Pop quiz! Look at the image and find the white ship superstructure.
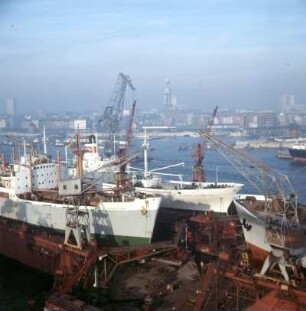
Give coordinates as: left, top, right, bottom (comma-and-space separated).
68, 135, 125, 183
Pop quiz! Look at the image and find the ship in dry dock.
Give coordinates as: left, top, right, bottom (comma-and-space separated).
0, 149, 161, 246
234, 193, 306, 279
202, 129, 306, 281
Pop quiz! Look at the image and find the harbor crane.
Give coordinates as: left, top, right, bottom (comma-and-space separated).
192, 106, 218, 182
199, 130, 299, 226
199, 105, 298, 226
199, 129, 304, 282
115, 100, 137, 192
97, 73, 136, 154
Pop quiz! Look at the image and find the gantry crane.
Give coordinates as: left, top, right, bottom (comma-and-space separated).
98, 73, 136, 154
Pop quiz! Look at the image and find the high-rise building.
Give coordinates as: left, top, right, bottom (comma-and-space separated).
164, 79, 172, 107
281, 94, 295, 112
37, 109, 46, 119
6, 98, 15, 116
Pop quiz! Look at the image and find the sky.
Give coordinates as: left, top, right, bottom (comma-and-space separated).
0, 0, 305, 114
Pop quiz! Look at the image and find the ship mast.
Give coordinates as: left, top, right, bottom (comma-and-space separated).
143, 127, 149, 179
57, 150, 61, 183
1, 154, 5, 172
142, 126, 180, 179
75, 131, 84, 178
29, 152, 32, 193
23, 139, 27, 160
137, 126, 183, 182
43, 125, 47, 155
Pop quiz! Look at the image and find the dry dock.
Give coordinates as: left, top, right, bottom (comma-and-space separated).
1, 209, 306, 310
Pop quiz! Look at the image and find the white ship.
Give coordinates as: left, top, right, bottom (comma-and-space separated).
131, 132, 242, 213
134, 179, 242, 213
234, 193, 306, 255
0, 153, 161, 246
234, 193, 306, 280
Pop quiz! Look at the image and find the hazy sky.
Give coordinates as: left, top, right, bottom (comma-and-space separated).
0, 0, 305, 113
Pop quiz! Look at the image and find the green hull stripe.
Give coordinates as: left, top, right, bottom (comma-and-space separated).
94, 234, 151, 246
0, 217, 151, 247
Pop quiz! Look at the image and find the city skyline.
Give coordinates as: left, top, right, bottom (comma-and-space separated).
0, 0, 305, 113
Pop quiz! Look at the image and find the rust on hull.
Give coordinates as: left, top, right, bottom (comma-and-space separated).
245, 242, 269, 266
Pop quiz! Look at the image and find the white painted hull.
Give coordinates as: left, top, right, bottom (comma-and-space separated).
233, 194, 272, 253
234, 194, 306, 257
135, 182, 243, 213
0, 192, 161, 245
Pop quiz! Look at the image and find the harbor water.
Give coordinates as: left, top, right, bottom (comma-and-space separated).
131, 136, 306, 203
0, 135, 305, 310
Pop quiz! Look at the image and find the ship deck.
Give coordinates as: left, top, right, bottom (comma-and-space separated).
15, 188, 156, 206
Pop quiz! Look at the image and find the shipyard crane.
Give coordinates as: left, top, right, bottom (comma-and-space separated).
124, 100, 136, 159
114, 100, 137, 192
198, 126, 306, 283
97, 73, 136, 154
192, 106, 218, 182
199, 131, 299, 227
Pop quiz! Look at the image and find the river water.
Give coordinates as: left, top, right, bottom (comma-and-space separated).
0, 135, 305, 310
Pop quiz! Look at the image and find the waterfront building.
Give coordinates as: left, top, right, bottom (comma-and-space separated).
257, 111, 278, 128
70, 119, 87, 130
0, 119, 7, 129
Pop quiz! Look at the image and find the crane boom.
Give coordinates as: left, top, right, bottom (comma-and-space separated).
200, 131, 299, 226
200, 132, 294, 195
98, 73, 135, 153
207, 105, 218, 134
126, 100, 136, 153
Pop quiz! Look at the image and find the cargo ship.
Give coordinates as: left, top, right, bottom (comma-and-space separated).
288, 143, 306, 162
0, 153, 161, 246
